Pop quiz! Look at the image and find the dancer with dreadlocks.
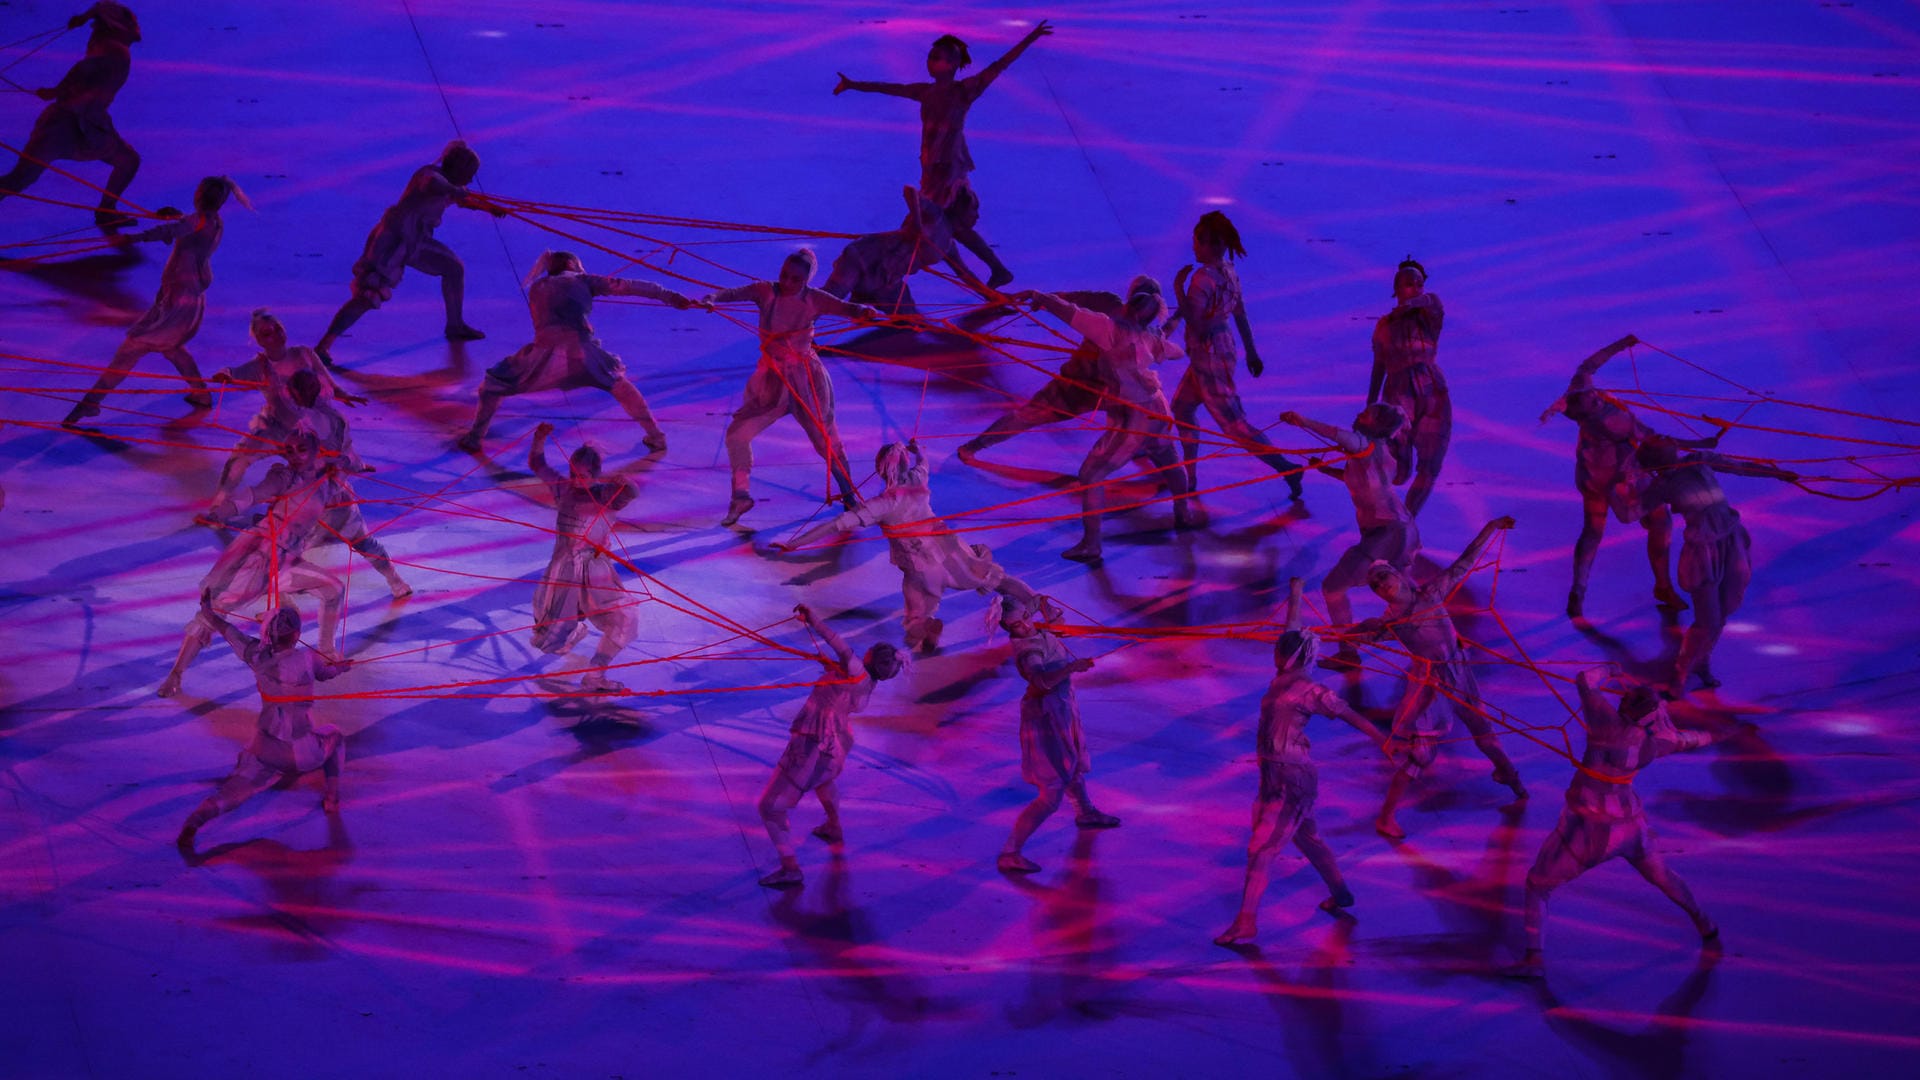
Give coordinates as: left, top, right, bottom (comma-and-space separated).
62, 176, 246, 428
997, 592, 1120, 872
527, 422, 645, 694
777, 439, 1035, 654
1216, 579, 1386, 946
175, 595, 350, 851
203, 311, 363, 522
756, 603, 903, 888
1540, 334, 1726, 618
833, 20, 1053, 289
0, 3, 144, 232
1356, 515, 1526, 839
1019, 279, 1197, 563
703, 248, 881, 526
1509, 666, 1735, 977
1630, 436, 1796, 695
822, 185, 988, 317
1167, 211, 1305, 505
459, 250, 702, 454
316, 140, 496, 367
1277, 403, 1418, 667
1368, 256, 1449, 517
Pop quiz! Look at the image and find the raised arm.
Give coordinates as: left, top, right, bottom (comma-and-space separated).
977, 20, 1054, 87
1436, 515, 1516, 595
1277, 410, 1365, 454
795, 604, 856, 671
832, 73, 926, 99
1543, 334, 1637, 421
528, 422, 563, 487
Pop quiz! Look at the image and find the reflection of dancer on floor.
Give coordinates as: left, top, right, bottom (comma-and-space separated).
1166, 211, 1305, 505
822, 185, 988, 316
160, 435, 348, 698
833, 20, 1052, 289
1019, 280, 1197, 563
1509, 666, 1733, 977
527, 422, 642, 694
176, 596, 350, 850
1217, 579, 1386, 946
1278, 403, 1419, 666
1356, 516, 1526, 838
0, 3, 143, 232
702, 249, 881, 525
316, 140, 497, 366
1629, 437, 1795, 695
779, 439, 1035, 654
62, 176, 246, 427
1367, 257, 1448, 517
1541, 334, 1723, 618
758, 603, 903, 888
998, 593, 1120, 873
204, 311, 364, 521
460, 250, 700, 454
956, 289, 1125, 465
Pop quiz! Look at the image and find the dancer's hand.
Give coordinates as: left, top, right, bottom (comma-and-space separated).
1278, 410, 1303, 426
35, 87, 56, 101
793, 603, 815, 624
68, 13, 90, 28
534, 421, 555, 438
1491, 515, 1517, 530
1030, 19, 1055, 39
857, 305, 884, 323
832, 73, 853, 95
1245, 349, 1265, 378
1070, 657, 1094, 673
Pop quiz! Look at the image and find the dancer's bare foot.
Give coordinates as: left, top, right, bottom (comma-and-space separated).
1497, 768, 1528, 801
388, 580, 415, 601
322, 793, 340, 813
1074, 810, 1121, 829
997, 852, 1040, 874
184, 391, 214, 409
156, 673, 183, 698
1653, 585, 1689, 612
1214, 918, 1258, 947
1178, 499, 1210, 530
758, 865, 803, 889
445, 323, 485, 342
455, 432, 483, 453
61, 400, 102, 429
642, 431, 668, 453
1374, 812, 1406, 839
1502, 950, 1546, 979
1321, 886, 1356, 913
720, 495, 755, 527
1062, 539, 1102, 564
986, 268, 1015, 290
811, 822, 843, 844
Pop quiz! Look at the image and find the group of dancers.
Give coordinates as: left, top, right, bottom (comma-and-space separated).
6, 6, 1799, 975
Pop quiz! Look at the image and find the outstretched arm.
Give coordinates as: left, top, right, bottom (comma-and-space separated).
1318, 688, 1387, 748
832, 73, 925, 99
977, 20, 1054, 87
809, 288, 882, 323
199, 593, 255, 658
702, 283, 764, 306
1436, 515, 1516, 595
1683, 450, 1796, 483
1277, 410, 1365, 454
591, 275, 698, 310
1017, 289, 1078, 325
528, 422, 563, 486
795, 604, 856, 671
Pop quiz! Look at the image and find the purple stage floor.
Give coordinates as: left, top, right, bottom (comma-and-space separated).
3, 2, 1919, 1075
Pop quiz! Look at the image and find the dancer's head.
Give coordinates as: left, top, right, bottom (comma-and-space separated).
1193, 210, 1247, 263
541, 250, 583, 277
88, 3, 142, 45
928, 34, 971, 76
568, 443, 603, 480
1124, 275, 1166, 325
264, 605, 302, 649
1353, 401, 1406, 441
249, 308, 287, 354
874, 442, 917, 486
193, 176, 240, 215
779, 247, 818, 292
1563, 387, 1607, 422
999, 593, 1060, 639
1635, 434, 1682, 470
1620, 684, 1666, 727
1273, 627, 1321, 673
863, 641, 905, 682
1393, 255, 1427, 300
440, 140, 481, 185
289, 368, 323, 408
1366, 560, 1412, 605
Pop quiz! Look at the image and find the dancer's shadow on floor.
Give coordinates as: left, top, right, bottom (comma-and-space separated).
1001, 828, 1131, 1027
1232, 918, 1370, 1079
1526, 952, 1720, 1080
188, 814, 358, 962
4, 248, 148, 316
1370, 803, 1528, 977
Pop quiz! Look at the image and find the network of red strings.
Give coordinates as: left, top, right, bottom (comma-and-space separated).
7, 48, 1919, 780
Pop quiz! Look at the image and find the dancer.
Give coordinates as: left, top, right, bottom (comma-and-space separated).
1367, 256, 1449, 516
175, 596, 350, 850
1277, 404, 1419, 660
459, 250, 701, 454
1541, 334, 1724, 617
757, 603, 903, 888
1216, 579, 1386, 946
1018, 280, 1196, 563
997, 592, 1120, 873
833, 20, 1054, 288
528, 422, 642, 693
1631, 436, 1795, 694
1510, 666, 1732, 976
205, 314, 362, 521
955, 290, 1123, 464
61, 176, 244, 427
1166, 211, 1305, 504
0, 3, 143, 231
702, 249, 881, 526
1359, 515, 1526, 838
159, 434, 349, 698
777, 440, 1035, 654
316, 140, 494, 366
821, 185, 987, 316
